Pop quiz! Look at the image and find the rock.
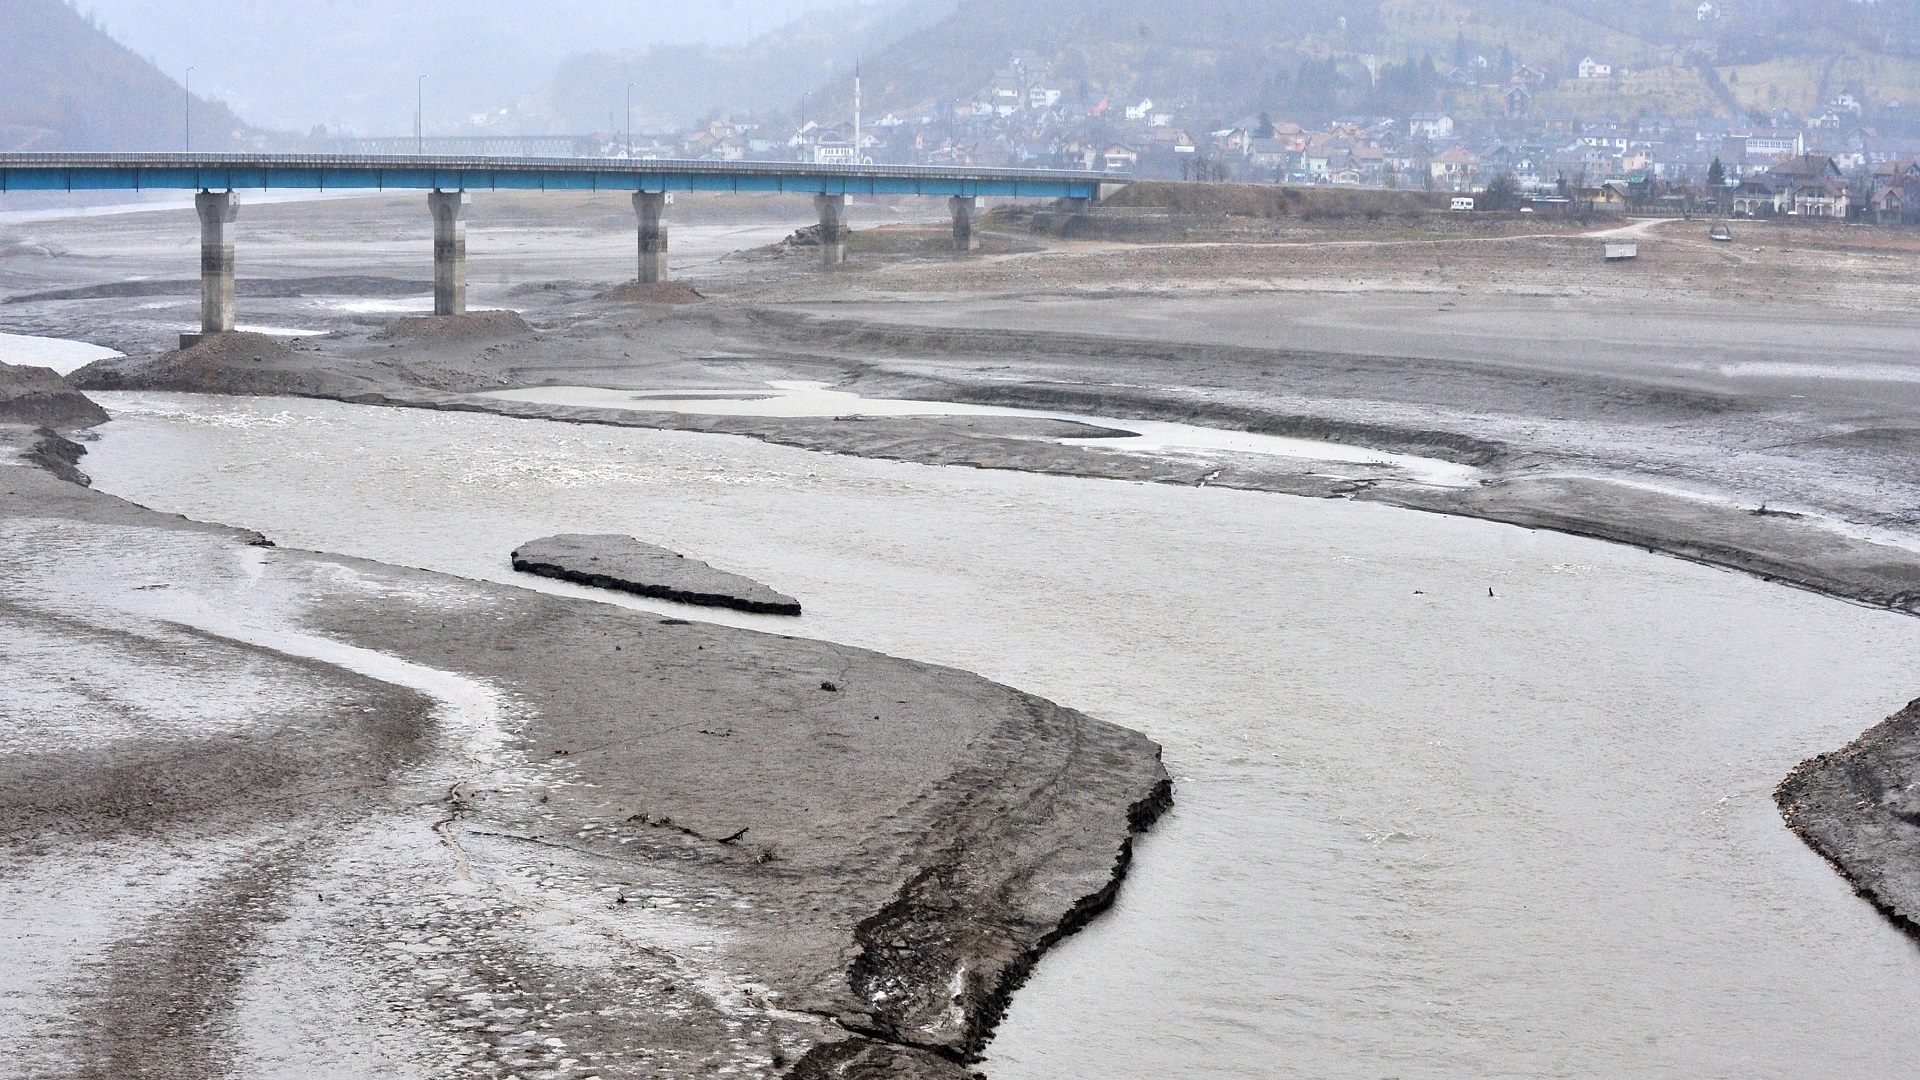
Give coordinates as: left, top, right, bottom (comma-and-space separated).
512, 533, 802, 616
0, 361, 109, 428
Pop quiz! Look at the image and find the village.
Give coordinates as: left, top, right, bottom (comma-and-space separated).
582, 51, 1920, 225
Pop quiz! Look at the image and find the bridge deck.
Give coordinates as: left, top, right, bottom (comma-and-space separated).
0, 153, 1102, 200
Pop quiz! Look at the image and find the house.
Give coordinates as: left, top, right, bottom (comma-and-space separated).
1697, 0, 1719, 18
1505, 86, 1532, 115
1870, 157, 1920, 222
1577, 57, 1612, 80
1787, 178, 1850, 218
1731, 177, 1775, 217
1245, 137, 1294, 172
1124, 98, 1155, 121
1409, 112, 1454, 140
1873, 181, 1917, 223
1029, 84, 1063, 111
1102, 143, 1139, 172
1430, 146, 1479, 190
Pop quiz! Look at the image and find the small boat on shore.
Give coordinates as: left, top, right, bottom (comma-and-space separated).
1710, 222, 1734, 242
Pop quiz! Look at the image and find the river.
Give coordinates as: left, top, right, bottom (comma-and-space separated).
76, 390, 1920, 1079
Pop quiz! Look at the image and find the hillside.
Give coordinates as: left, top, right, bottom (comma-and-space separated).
794, 0, 1920, 126
523, 0, 955, 133
1, 0, 252, 152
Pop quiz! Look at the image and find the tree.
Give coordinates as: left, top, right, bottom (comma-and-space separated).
1480, 171, 1520, 210
1256, 111, 1274, 139
1706, 156, 1725, 188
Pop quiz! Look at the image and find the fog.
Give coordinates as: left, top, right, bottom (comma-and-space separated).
79, 0, 884, 135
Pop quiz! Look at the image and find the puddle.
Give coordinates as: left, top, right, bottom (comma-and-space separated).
481, 381, 1481, 488
319, 297, 435, 315
233, 325, 329, 338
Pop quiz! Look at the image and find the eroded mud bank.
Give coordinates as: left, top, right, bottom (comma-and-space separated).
0, 421, 1169, 1079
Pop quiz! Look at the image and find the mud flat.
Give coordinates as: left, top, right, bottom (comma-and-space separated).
1779, 698, 1920, 936
0, 416, 1169, 1078
512, 532, 803, 615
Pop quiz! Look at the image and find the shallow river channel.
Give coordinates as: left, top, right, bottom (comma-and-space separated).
77, 391, 1920, 1079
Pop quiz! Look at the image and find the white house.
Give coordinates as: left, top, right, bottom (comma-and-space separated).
1408, 112, 1454, 140
1124, 98, 1154, 121
1696, 1, 1719, 19
1578, 56, 1613, 79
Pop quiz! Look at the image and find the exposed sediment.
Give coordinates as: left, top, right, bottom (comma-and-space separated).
1778, 698, 1920, 936
1, 419, 1171, 1078
0, 359, 110, 428
512, 532, 803, 615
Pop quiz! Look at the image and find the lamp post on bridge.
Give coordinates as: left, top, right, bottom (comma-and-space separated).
416, 75, 427, 155
626, 81, 635, 157
185, 66, 194, 153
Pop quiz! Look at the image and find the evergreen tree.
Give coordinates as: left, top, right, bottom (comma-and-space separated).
1707, 156, 1725, 188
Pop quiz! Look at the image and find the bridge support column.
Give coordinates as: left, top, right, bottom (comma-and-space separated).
814, 193, 850, 266
429, 189, 469, 316
949, 195, 983, 252
186, 190, 238, 347
634, 191, 669, 283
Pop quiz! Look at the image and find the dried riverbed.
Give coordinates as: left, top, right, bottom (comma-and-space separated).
75, 390, 1920, 1079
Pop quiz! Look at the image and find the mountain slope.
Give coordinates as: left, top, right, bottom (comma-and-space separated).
525, 0, 956, 133
800, 0, 1920, 124
1, 0, 250, 152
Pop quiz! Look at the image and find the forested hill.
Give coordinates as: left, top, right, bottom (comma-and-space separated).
805, 0, 1920, 125
2, 0, 250, 152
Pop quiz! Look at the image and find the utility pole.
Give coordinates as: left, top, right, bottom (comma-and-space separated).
185, 66, 194, 152
417, 75, 427, 154
626, 81, 635, 157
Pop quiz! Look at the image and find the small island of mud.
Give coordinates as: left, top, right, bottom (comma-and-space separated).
513, 532, 803, 615
1778, 697, 1920, 936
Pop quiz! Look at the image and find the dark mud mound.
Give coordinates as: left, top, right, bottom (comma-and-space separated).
375, 309, 532, 343
69, 332, 327, 395
512, 533, 802, 615
1778, 697, 1920, 936
596, 281, 705, 304
0, 361, 109, 428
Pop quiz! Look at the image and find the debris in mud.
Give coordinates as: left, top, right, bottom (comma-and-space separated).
511, 533, 803, 615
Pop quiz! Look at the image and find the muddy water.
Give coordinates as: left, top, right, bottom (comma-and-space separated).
80, 392, 1920, 1079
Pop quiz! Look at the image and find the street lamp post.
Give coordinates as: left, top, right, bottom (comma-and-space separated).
626, 81, 635, 157
185, 66, 195, 152
416, 75, 427, 154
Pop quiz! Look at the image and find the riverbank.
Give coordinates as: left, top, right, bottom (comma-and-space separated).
70, 388, 1920, 1079
0, 413, 1169, 1078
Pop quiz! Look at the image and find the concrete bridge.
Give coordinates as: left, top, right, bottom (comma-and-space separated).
0, 153, 1107, 343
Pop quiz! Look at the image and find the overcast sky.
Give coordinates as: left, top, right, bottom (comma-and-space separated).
82, 0, 871, 133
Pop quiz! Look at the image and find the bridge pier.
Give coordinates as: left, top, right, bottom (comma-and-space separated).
429, 189, 469, 316
634, 191, 669, 283
949, 196, 983, 252
814, 193, 850, 266
183, 190, 238, 347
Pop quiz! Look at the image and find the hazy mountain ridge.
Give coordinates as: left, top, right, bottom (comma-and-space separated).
2, 0, 250, 152
797, 0, 1920, 125
525, 0, 957, 132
